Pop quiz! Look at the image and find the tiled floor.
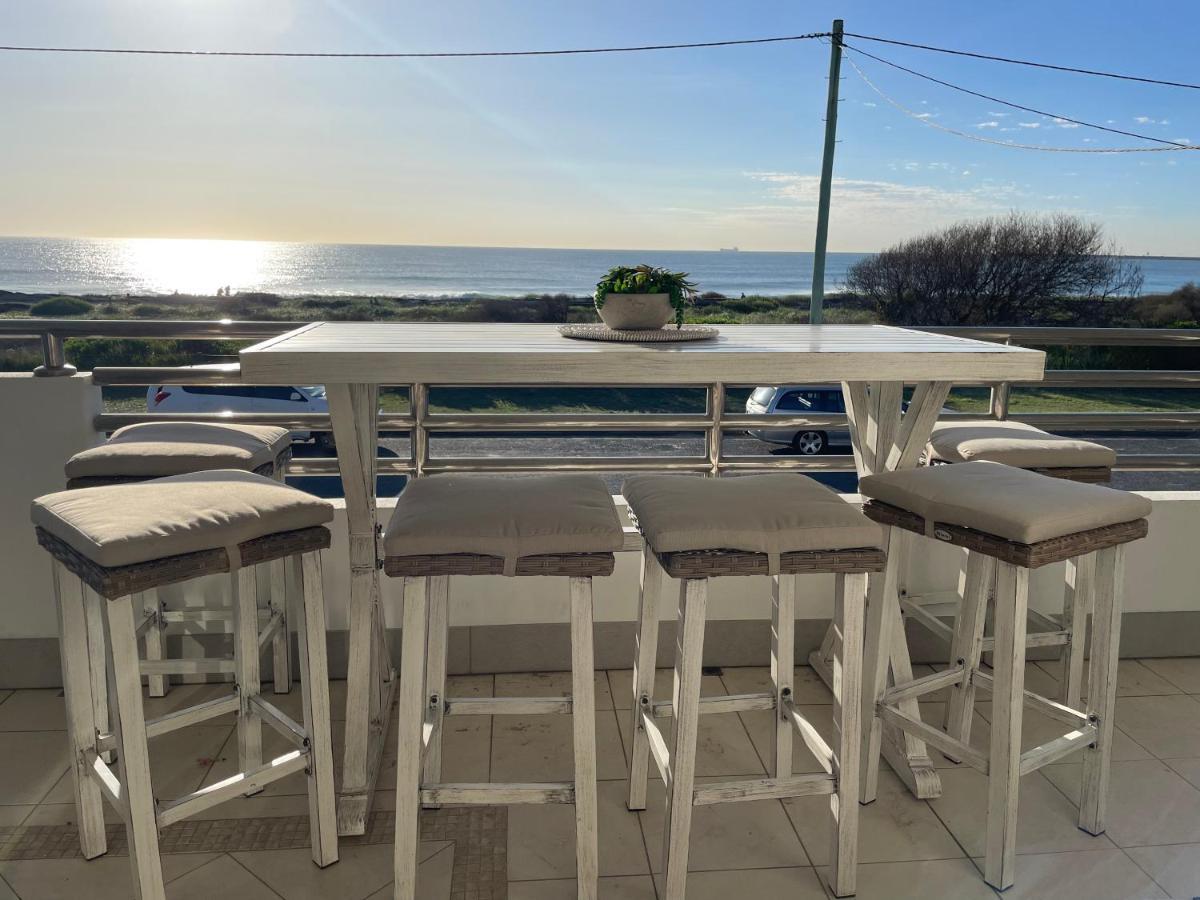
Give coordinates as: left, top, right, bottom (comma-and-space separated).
2, 659, 1200, 898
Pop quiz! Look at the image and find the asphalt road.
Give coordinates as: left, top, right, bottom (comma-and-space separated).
289, 429, 1200, 496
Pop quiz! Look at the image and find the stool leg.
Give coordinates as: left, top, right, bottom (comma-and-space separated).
570, 576, 599, 900
861, 526, 898, 803
662, 577, 707, 899
292, 551, 338, 867
232, 566, 263, 786
1061, 554, 1095, 710
830, 573, 867, 898
984, 562, 1029, 891
944, 553, 993, 752
139, 589, 169, 698
421, 575, 450, 809
628, 545, 664, 811
393, 576, 430, 900
771, 573, 796, 778
53, 563, 107, 860
83, 586, 112, 761
269, 559, 292, 694
106, 593, 166, 900
1080, 546, 1125, 836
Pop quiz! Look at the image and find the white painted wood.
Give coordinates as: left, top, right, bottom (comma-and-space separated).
85, 751, 127, 824
970, 670, 1089, 727
897, 597, 955, 643
653, 692, 776, 718
139, 590, 169, 698
249, 695, 308, 749
859, 526, 893, 803
393, 576, 429, 900
869, 381, 905, 477
882, 663, 967, 706
145, 693, 239, 739
1080, 546, 1125, 836
257, 611, 284, 651
231, 565, 263, 786
944, 552, 994, 749
53, 562, 107, 860
1061, 553, 1095, 709
267, 558, 291, 694
421, 575, 449, 810
240, 323, 1047, 387
984, 562, 1029, 891
448, 696, 574, 716
784, 702, 835, 776
570, 576, 599, 900
840, 381, 872, 473
105, 593, 166, 900
139, 658, 234, 675
662, 578, 708, 900
640, 708, 673, 789
157, 750, 309, 827
420, 783, 575, 805
888, 381, 954, 470
83, 585, 112, 764
291, 552, 338, 866
878, 704, 989, 774
771, 573, 796, 779
1020, 725, 1097, 776
627, 544, 663, 812
692, 775, 835, 805
830, 572, 866, 898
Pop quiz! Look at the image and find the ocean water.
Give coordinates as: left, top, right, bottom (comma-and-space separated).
0, 236, 1197, 299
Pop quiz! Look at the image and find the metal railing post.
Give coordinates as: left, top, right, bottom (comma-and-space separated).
33, 332, 77, 377
707, 383, 725, 476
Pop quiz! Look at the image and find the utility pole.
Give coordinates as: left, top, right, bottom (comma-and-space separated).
810, 18, 843, 325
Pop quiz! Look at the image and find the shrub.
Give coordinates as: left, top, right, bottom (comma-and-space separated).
30, 296, 92, 317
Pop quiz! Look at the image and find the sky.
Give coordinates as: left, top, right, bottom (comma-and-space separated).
1, 1, 1198, 255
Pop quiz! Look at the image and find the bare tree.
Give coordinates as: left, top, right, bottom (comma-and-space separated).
846, 213, 1143, 326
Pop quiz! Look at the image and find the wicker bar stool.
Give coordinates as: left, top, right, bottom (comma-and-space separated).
383, 474, 624, 900
622, 474, 882, 899
65, 422, 294, 700
857, 461, 1150, 890
31, 470, 339, 900
907, 420, 1119, 709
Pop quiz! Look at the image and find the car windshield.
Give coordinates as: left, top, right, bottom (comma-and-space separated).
302, 385, 326, 398
750, 387, 776, 405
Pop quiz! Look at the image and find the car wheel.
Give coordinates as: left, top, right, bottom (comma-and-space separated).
314, 432, 336, 452
793, 430, 827, 455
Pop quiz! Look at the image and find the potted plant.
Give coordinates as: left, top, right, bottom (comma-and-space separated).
594, 265, 698, 330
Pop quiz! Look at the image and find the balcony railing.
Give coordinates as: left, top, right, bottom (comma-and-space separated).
3, 318, 1199, 473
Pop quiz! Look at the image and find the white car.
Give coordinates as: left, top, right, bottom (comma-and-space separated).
147, 383, 331, 447
744, 385, 852, 455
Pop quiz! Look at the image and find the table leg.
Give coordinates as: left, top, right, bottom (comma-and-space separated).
809, 380, 952, 801
328, 383, 397, 837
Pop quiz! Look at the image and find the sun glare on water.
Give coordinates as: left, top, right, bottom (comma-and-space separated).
118, 238, 279, 295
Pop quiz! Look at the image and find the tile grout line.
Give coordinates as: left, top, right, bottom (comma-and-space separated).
608, 670, 660, 900
1116, 845, 1177, 898
225, 851, 289, 899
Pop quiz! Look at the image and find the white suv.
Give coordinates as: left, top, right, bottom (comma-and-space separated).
147, 384, 331, 447
744, 385, 851, 455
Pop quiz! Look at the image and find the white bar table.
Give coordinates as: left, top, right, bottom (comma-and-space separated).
241, 322, 1045, 829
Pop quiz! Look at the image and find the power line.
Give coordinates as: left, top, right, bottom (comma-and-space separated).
843, 42, 1194, 149
846, 55, 1196, 153
844, 31, 1200, 91
0, 32, 829, 59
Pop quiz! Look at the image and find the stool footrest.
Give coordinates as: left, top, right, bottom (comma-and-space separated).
146, 693, 240, 739
249, 695, 308, 749
692, 775, 835, 806
445, 696, 573, 716
878, 705, 990, 774
882, 665, 967, 706
420, 782, 575, 805
157, 749, 310, 827
1021, 725, 1097, 775
140, 657, 234, 676
651, 692, 776, 718
971, 670, 1088, 727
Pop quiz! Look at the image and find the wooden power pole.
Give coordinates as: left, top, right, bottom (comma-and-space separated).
810, 19, 844, 325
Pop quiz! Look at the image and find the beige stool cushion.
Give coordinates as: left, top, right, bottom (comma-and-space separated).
859, 461, 1150, 545
384, 474, 624, 576
32, 470, 333, 568
65, 422, 291, 480
926, 420, 1116, 469
622, 474, 883, 572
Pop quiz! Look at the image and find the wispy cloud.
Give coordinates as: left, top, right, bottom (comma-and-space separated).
1017, 121, 1040, 129
975, 121, 1000, 129
1135, 116, 1170, 125
987, 111, 1010, 117
1052, 118, 1082, 129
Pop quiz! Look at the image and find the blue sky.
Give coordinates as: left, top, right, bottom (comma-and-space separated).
1, 1, 1197, 254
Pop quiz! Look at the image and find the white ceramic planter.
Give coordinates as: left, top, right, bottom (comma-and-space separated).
595, 293, 675, 330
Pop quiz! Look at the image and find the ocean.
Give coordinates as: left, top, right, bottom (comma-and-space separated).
0, 236, 1197, 299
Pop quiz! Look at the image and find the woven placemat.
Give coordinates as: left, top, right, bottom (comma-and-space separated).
558, 324, 719, 342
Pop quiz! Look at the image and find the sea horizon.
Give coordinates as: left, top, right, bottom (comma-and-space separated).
1, 235, 1197, 299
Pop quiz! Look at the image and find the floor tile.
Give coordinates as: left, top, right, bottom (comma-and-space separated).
0, 731, 68, 806
197, 726, 309, 798
492, 709, 627, 782
0, 876, 16, 900
1043, 759, 1200, 847
508, 875, 657, 899
735, 703, 830, 776
497, 671, 614, 711
978, 848, 1167, 899
1164, 757, 1200, 791
0, 854, 222, 900
929, 766, 1114, 857
0, 691, 11, 707
142, 683, 241, 727
167, 854, 281, 900
1140, 658, 1200, 695
652, 866, 826, 899
1115, 694, 1200, 759
974, 701, 1153, 762
0, 690, 66, 732
815, 858, 996, 900
1125, 843, 1200, 899
1035, 659, 1183, 700
784, 770, 963, 866
508, 780, 650, 880
232, 842, 401, 900
638, 779, 809, 873
244, 679, 349, 725
606, 669, 727, 712
0, 806, 33, 827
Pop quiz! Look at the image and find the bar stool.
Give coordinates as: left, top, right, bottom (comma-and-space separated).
622, 474, 881, 899
384, 474, 624, 900
65, 421, 294, 699
31, 469, 339, 900
911, 420, 1119, 708
857, 461, 1150, 890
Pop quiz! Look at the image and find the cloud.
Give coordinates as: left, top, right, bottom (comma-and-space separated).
914, 112, 937, 119
975, 121, 1000, 129
1052, 118, 1082, 129
1135, 116, 1170, 125
1017, 122, 1040, 129
861, 101, 877, 108
987, 111, 1011, 117
744, 172, 1009, 220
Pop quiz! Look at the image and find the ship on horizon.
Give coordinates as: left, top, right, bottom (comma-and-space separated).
718, 246, 739, 252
